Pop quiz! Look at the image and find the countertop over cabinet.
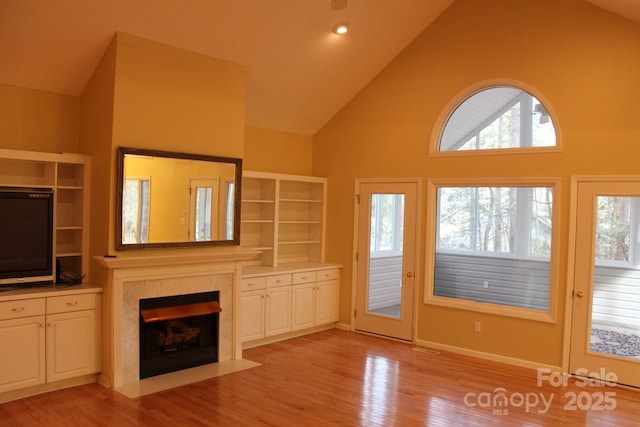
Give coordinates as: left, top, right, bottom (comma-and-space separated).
0, 284, 102, 302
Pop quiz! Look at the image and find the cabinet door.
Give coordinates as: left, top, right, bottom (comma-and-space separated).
46, 310, 98, 382
0, 316, 46, 393
291, 283, 315, 331
265, 286, 291, 336
240, 289, 265, 342
315, 279, 339, 325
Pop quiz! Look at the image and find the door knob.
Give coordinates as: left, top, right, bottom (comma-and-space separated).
405, 272, 413, 278
575, 290, 584, 298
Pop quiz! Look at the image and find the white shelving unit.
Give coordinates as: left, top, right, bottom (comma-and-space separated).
0, 149, 90, 283
239, 171, 340, 348
241, 171, 326, 268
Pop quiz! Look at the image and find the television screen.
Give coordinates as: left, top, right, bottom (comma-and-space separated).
0, 188, 54, 285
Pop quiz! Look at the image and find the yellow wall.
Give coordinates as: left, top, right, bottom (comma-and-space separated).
0, 83, 79, 153
81, 36, 118, 281
107, 32, 246, 253
244, 126, 313, 175
124, 155, 236, 242
313, 0, 640, 366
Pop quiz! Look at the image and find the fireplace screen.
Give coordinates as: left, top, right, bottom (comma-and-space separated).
139, 291, 220, 379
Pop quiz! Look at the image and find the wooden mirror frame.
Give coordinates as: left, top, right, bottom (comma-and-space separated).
116, 146, 242, 250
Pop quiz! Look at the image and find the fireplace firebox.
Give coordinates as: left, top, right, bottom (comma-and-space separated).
139, 291, 220, 379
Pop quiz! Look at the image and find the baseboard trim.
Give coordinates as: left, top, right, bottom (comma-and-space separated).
334, 322, 351, 331
0, 373, 99, 404
241, 323, 336, 349
414, 338, 563, 372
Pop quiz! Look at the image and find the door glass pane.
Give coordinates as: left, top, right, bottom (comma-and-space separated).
367, 193, 404, 318
590, 196, 640, 359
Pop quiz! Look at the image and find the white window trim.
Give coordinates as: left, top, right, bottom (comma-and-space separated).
424, 177, 561, 323
428, 78, 562, 158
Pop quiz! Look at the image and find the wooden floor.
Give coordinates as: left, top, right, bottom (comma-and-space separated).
1, 329, 640, 426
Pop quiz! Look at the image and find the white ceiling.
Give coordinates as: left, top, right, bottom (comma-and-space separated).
1, 0, 639, 136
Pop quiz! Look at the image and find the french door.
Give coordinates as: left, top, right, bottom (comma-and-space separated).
570, 180, 640, 388
354, 180, 419, 341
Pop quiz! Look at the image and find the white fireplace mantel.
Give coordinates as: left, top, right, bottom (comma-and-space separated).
96, 250, 259, 389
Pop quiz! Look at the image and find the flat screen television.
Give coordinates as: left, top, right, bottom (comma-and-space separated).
0, 188, 54, 286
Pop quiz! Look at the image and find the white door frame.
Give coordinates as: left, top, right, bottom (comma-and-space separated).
350, 177, 422, 342
563, 175, 640, 373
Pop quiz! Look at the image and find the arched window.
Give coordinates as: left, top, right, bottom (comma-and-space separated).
438, 86, 556, 152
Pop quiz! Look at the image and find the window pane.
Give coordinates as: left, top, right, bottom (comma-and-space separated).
439, 87, 556, 151
433, 185, 553, 311
530, 187, 553, 256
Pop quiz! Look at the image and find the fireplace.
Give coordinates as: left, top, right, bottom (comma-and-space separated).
97, 251, 259, 389
139, 291, 220, 379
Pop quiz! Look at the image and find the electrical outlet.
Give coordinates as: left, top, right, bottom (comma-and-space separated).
483, 280, 489, 289
474, 321, 481, 332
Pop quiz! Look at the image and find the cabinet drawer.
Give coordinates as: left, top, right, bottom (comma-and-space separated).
292, 271, 317, 284
46, 293, 95, 314
241, 276, 266, 291
0, 298, 45, 320
317, 269, 339, 281
266, 274, 292, 288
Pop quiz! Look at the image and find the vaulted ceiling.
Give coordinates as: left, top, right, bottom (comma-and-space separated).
1, 0, 639, 136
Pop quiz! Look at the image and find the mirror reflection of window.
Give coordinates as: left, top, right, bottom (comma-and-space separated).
123, 178, 150, 243
440, 87, 556, 151
189, 178, 218, 241
225, 181, 235, 240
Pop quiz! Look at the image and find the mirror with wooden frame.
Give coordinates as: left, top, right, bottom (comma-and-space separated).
116, 147, 242, 250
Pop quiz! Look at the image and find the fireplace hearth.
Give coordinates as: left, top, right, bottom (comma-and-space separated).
139, 291, 220, 379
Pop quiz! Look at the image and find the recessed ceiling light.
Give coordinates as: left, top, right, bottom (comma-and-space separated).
333, 23, 349, 35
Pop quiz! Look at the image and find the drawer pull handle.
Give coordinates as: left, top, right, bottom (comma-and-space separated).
11, 307, 25, 312
66, 301, 79, 306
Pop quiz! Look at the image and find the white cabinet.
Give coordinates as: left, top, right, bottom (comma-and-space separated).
0, 315, 46, 393
241, 266, 340, 345
0, 289, 101, 396
239, 289, 266, 342
45, 293, 100, 382
0, 149, 90, 283
315, 276, 339, 325
291, 282, 316, 330
292, 269, 339, 330
241, 171, 326, 268
239, 275, 292, 342
265, 285, 291, 336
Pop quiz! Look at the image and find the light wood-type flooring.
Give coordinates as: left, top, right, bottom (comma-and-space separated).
1, 329, 639, 426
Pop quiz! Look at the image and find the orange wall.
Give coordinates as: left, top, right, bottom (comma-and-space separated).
80, 36, 118, 283
244, 126, 313, 175
313, 0, 640, 366
107, 33, 246, 253
0, 83, 79, 153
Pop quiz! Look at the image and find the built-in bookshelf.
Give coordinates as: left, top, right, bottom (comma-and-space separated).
0, 149, 90, 283
240, 171, 326, 268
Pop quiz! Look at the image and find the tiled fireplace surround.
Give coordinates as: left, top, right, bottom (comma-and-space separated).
98, 251, 258, 392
